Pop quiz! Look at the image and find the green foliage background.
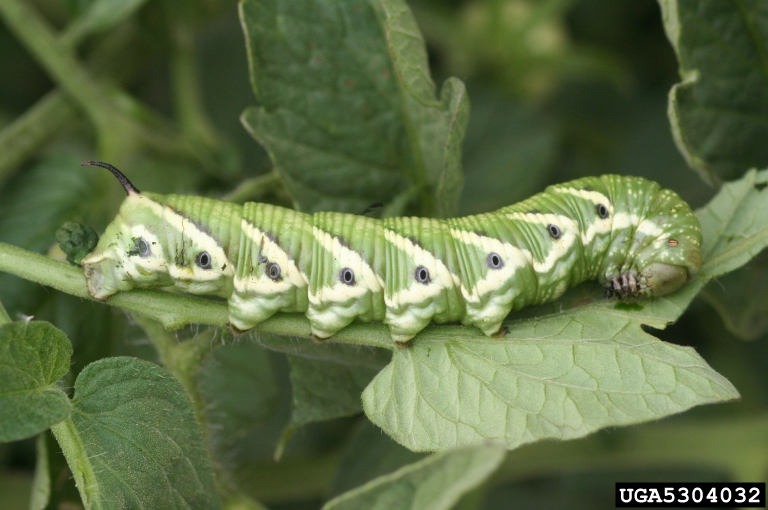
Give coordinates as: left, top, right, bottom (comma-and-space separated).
1, 0, 767, 509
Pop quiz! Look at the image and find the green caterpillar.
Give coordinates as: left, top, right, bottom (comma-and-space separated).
81, 161, 702, 345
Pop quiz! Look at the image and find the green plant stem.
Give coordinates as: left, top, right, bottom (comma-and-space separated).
165, 15, 242, 179
0, 21, 143, 188
237, 415, 768, 505
0, 0, 114, 132
134, 317, 277, 509
221, 172, 283, 203
494, 413, 768, 484
381, 184, 424, 218
0, 91, 79, 185
0, 0, 228, 169
0, 300, 11, 325
168, 17, 218, 147
31, 433, 51, 509
50, 417, 102, 510
0, 241, 393, 349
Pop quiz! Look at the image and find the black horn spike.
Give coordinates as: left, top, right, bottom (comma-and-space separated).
81, 161, 140, 195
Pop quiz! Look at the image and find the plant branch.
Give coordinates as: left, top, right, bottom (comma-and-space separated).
0, 91, 79, 185
0, 0, 234, 171
0, 0, 115, 131
168, 16, 217, 147
50, 418, 100, 509
221, 171, 284, 203
0, 241, 393, 350
0, 21, 146, 188
494, 413, 768, 484
238, 415, 768, 505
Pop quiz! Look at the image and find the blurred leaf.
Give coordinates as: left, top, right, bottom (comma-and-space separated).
332, 419, 424, 496
0, 471, 32, 510
30, 433, 50, 510
696, 168, 768, 278
0, 151, 98, 314
50, 357, 221, 510
492, 412, 768, 488
700, 265, 768, 340
255, 335, 390, 458
0, 92, 79, 187
276, 354, 383, 458
199, 339, 280, 457
459, 86, 558, 215
35, 294, 146, 378
222, 495, 271, 510
0, 151, 97, 249
233, 451, 341, 503
414, 0, 627, 100
322, 445, 504, 510
240, 0, 468, 216
198, 10, 273, 179
661, 0, 768, 183
362, 306, 738, 452
0, 321, 72, 443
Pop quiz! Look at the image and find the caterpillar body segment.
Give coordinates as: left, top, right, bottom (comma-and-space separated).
81, 165, 703, 345
229, 202, 313, 330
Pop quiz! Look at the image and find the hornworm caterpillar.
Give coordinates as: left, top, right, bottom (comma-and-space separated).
81, 161, 702, 345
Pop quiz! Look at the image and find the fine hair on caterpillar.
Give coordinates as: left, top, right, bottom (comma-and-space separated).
81, 161, 703, 346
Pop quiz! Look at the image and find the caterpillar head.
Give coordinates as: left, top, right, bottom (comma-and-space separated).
80, 162, 173, 298
82, 206, 176, 298
81, 162, 234, 299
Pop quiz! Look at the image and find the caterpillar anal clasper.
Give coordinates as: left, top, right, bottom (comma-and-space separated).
81, 162, 703, 345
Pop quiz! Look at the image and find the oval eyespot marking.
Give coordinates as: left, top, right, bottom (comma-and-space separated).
196, 251, 212, 269
667, 239, 679, 246
547, 224, 562, 239
138, 238, 150, 256
487, 252, 503, 269
340, 267, 355, 286
414, 266, 430, 284
596, 203, 609, 219
266, 262, 281, 281
130, 237, 150, 257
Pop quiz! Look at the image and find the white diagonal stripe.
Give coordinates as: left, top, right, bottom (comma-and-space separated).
308, 226, 382, 305
382, 228, 459, 308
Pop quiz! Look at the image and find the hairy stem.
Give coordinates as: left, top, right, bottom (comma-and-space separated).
50, 418, 103, 510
